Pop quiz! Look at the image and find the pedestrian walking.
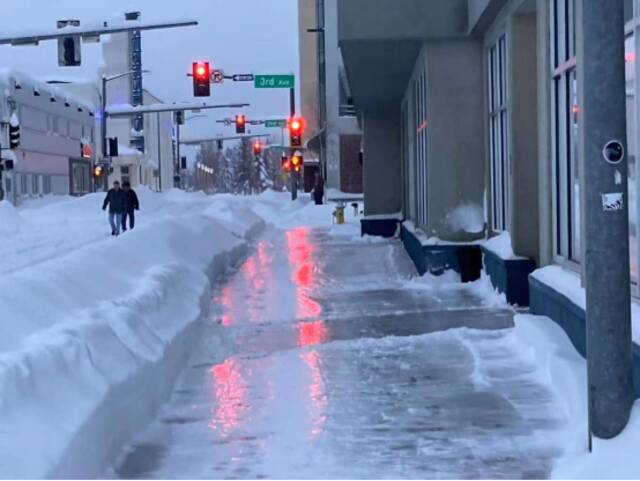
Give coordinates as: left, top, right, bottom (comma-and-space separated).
102, 181, 126, 236
312, 172, 325, 205
121, 181, 140, 232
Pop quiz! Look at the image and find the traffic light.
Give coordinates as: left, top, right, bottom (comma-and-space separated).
291, 152, 303, 173
253, 141, 262, 156
217, 140, 224, 150
281, 155, 291, 173
235, 115, 246, 134
192, 61, 211, 97
9, 116, 20, 149
289, 117, 303, 148
58, 35, 81, 67
175, 110, 185, 125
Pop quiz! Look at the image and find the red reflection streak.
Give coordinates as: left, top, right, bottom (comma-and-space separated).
209, 359, 247, 436
220, 285, 233, 326
297, 321, 328, 347
301, 350, 327, 438
286, 228, 323, 320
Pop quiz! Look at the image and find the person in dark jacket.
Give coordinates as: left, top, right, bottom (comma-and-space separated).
312, 172, 325, 205
102, 181, 126, 236
121, 181, 140, 232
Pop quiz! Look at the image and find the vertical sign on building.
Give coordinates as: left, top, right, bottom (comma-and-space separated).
129, 29, 145, 152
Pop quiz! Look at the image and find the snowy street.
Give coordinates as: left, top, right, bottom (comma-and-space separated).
112, 212, 568, 479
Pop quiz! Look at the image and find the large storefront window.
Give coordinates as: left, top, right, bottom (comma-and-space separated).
551, 0, 580, 263
414, 70, 428, 228
626, 34, 638, 283
488, 34, 509, 232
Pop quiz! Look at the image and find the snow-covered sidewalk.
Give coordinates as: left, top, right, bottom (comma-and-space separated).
0, 188, 297, 478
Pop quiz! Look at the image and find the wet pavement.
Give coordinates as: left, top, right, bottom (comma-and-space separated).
114, 227, 567, 479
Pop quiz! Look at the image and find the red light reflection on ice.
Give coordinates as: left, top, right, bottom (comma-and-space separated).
286, 227, 323, 320
301, 350, 327, 438
297, 320, 328, 347
209, 359, 247, 436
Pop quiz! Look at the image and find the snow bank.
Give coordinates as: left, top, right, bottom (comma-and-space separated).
0, 189, 293, 478
482, 231, 517, 260
514, 314, 640, 479
532, 265, 640, 345
0, 200, 21, 235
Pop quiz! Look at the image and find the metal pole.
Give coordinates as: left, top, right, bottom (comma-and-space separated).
290, 87, 296, 201
176, 122, 181, 188
101, 76, 107, 159
157, 112, 162, 192
580, 0, 634, 439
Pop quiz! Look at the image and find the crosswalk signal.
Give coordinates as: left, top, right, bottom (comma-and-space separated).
289, 117, 303, 148
192, 61, 211, 97
235, 115, 246, 134
9, 116, 20, 149
93, 164, 105, 179
291, 152, 303, 173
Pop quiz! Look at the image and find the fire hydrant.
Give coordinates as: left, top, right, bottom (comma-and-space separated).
333, 205, 345, 225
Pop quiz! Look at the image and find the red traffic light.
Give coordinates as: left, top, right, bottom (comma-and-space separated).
289, 117, 304, 148
253, 141, 262, 155
192, 61, 211, 97
235, 114, 246, 134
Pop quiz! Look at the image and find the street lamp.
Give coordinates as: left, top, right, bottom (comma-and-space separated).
101, 69, 150, 158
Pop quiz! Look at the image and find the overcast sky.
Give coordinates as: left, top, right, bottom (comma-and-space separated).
0, 0, 300, 149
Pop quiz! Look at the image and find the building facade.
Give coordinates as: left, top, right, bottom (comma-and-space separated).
299, 0, 363, 193
338, 0, 640, 405
0, 71, 97, 205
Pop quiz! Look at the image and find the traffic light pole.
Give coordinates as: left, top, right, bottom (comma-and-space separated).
175, 122, 181, 188
290, 87, 297, 201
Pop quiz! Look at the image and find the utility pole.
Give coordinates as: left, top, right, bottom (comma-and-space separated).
175, 121, 181, 188
581, 0, 634, 439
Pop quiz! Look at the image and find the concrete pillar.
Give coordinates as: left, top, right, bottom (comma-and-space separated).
579, 0, 634, 439
361, 105, 401, 216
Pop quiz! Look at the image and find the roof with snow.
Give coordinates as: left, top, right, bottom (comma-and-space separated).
0, 69, 96, 112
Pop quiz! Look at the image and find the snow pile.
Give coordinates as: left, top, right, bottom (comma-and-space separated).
0, 200, 21, 235
0, 188, 294, 478
445, 203, 485, 235
483, 231, 517, 260
514, 314, 640, 479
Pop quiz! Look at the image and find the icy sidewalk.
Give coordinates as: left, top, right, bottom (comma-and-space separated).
114, 223, 568, 479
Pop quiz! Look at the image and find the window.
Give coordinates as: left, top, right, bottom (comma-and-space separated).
20, 174, 27, 195
43, 175, 51, 195
32, 174, 39, 195
414, 69, 428, 228
551, 0, 580, 263
488, 34, 509, 232
628, 28, 639, 284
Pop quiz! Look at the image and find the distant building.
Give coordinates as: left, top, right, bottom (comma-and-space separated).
0, 70, 97, 205
298, 0, 363, 193
100, 33, 174, 191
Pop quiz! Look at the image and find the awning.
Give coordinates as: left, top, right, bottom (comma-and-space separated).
305, 127, 326, 155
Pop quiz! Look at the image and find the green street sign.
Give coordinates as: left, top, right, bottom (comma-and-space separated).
255, 74, 295, 89
265, 119, 287, 128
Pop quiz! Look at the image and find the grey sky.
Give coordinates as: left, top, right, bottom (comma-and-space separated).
0, 0, 300, 146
